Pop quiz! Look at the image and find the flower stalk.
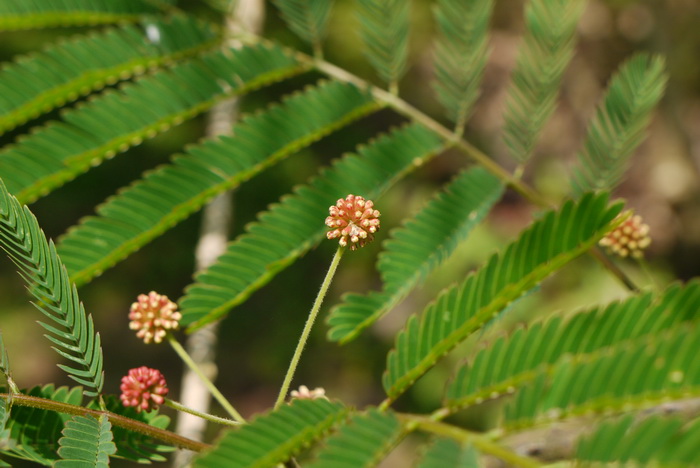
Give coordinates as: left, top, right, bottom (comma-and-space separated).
274, 246, 345, 409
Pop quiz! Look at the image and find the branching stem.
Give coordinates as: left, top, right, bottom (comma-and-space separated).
165, 398, 241, 427
275, 247, 345, 409
168, 333, 246, 423
1, 393, 210, 453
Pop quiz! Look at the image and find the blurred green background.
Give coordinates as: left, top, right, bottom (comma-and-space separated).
0, 0, 699, 465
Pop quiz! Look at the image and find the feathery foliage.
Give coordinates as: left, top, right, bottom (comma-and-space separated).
92, 395, 175, 463
444, 281, 700, 411
416, 438, 479, 468
432, 0, 494, 132
0, 15, 220, 133
57, 80, 378, 285
383, 192, 623, 402
356, 0, 411, 89
571, 53, 668, 195
193, 399, 347, 468
504, 323, 700, 430
502, 0, 585, 164
327, 167, 504, 343
0, 180, 103, 397
1, 385, 83, 465
273, 0, 334, 54
0, 43, 303, 204
55, 414, 116, 468
0, 0, 167, 30
306, 409, 404, 468
180, 123, 444, 330
576, 415, 700, 466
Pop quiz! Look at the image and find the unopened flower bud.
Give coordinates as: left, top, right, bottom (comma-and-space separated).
120, 366, 168, 413
599, 212, 651, 259
290, 385, 327, 401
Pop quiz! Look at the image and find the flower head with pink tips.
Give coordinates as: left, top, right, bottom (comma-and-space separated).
325, 194, 380, 250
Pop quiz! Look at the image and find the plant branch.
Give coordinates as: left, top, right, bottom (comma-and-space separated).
399, 414, 542, 468
0, 393, 210, 453
168, 333, 246, 423
166, 398, 241, 427
275, 247, 345, 409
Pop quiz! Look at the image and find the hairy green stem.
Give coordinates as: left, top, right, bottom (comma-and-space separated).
165, 398, 241, 427
399, 414, 542, 468
0, 393, 210, 452
168, 334, 246, 423
275, 247, 345, 409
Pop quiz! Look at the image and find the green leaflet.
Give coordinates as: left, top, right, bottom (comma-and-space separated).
55, 415, 116, 468
416, 438, 479, 468
0, 0, 165, 30
356, 0, 410, 87
444, 281, 700, 411
273, 0, 334, 50
571, 53, 668, 196
504, 324, 700, 430
1, 385, 83, 465
382, 192, 623, 402
327, 167, 504, 343
193, 399, 347, 468
502, 0, 585, 163
306, 409, 404, 468
91, 395, 175, 463
57, 80, 378, 286
576, 415, 700, 466
432, 0, 494, 131
0, 179, 103, 397
0, 42, 303, 204
179, 123, 445, 331
0, 15, 221, 133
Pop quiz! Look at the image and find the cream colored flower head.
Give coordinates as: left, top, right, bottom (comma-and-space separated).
325, 194, 380, 250
129, 291, 181, 344
599, 212, 651, 259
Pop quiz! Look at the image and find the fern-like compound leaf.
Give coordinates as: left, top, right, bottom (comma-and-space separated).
444, 281, 700, 411
306, 409, 404, 468
432, 0, 494, 131
1, 385, 83, 465
0, 180, 103, 397
504, 323, 700, 430
91, 395, 175, 463
416, 438, 479, 468
57, 80, 377, 286
356, 0, 411, 88
0, 43, 303, 204
576, 415, 700, 466
0, 15, 220, 134
55, 414, 116, 468
273, 0, 334, 51
571, 53, 667, 196
0, 0, 166, 30
179, 123, 445, 331
382, 192, 623, 402
193, 399, 347, 468
327, 167, 503, 343
502, 0, 585, 163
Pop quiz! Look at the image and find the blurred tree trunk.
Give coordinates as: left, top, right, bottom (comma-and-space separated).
173, 1, 265, 466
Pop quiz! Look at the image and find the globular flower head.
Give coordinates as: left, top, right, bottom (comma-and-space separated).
599, 212, 651, 259
325, 194, 380, 250
120, 366, 168, 413
129, 291, 181, 344
290, 385, 327, 401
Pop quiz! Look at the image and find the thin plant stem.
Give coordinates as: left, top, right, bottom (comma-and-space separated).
1, 393, 210, 452
165, 398, 241, 427
168, 333, 246, 423
274, 247, 345, 409
399, 414, 542, 468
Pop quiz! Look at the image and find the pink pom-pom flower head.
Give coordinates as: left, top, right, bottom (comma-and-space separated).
129, 291, 181, 344
120, 366, 169, 413
325, 194, 380, 250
